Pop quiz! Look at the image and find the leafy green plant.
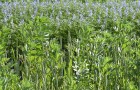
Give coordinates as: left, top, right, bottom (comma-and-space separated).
0, 1, 140, 90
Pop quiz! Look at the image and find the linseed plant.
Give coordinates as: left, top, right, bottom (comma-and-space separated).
0, 0, 140, 90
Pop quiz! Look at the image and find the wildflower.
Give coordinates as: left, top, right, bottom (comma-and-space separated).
34, 7, 38, 16
88, 10, 92, 17
79, 14, 83, 21
132, 13, 136, 19
0, 2, 2, 6
76, 69, 81, 76
122, 1, 127, 7
138, 1, 140, 7
85, 2, 89, 6
19, 19, 24, 26
66, 9, 70, 15
105, 8, 108, 16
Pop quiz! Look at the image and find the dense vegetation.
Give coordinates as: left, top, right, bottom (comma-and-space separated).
0, 0, 140, 90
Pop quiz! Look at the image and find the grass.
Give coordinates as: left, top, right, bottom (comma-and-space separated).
0, 0, 140, 90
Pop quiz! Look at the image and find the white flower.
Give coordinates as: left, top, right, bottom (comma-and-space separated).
118, 47, 121, 52
76, 69, 81, 76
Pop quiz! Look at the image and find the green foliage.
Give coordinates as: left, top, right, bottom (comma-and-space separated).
0, 1, 140, 90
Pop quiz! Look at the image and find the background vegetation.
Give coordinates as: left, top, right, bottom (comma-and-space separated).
0, 0, 140, 90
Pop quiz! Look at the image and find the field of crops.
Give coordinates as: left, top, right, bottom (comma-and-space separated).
0, 0, 140, 90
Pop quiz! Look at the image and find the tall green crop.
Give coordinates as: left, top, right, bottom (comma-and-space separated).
0, 1, 140, 90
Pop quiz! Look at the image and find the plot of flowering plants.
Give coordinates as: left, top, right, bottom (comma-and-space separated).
0, 0, 140, 90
